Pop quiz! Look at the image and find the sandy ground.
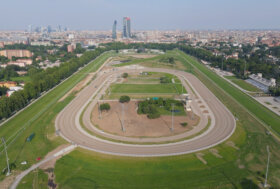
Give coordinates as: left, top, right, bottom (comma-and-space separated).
59, 57, 113, 102
92, 101, 199, 137
0, 172, 19, 189
59, 73, 95, 102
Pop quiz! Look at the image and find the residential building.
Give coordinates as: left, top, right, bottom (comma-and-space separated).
0, 81, 17, 88
0, 50, 32, 59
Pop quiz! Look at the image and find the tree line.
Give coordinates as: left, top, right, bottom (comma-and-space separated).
0, 47, 107, 119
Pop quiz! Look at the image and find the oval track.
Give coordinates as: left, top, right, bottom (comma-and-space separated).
55, 67, 235, 157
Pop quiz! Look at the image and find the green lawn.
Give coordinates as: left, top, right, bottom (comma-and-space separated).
110, 83, 186, 94
224, 76, 261, 92
10, 76, 31, 83
0, 52, 115, 181
125, 72, 181, 84
18, 169, 48, 189
55, 143, 248, 189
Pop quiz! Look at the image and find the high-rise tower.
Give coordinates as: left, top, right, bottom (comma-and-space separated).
112, 20, 117, 39
123, 17, 131, 38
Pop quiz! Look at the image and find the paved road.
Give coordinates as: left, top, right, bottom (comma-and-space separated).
55, 67, 236, 157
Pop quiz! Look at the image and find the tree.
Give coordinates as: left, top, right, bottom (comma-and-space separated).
0, 86, 8, 96
100, 103, 111, 111
119, 96, 130, 103
122, 73, 128, 78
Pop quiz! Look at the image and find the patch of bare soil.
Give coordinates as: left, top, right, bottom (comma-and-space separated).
236, 159, 245, 169
92, 101, 199, 137
196, 153, 207, 164
209, 149, 223, 158
0, 172, 19, 189
226, 141, 240, 150
59, 73, 95, 102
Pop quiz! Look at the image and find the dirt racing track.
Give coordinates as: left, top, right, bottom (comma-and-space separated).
55, 66, 236, 157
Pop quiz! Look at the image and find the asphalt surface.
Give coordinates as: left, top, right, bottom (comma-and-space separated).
55, 67, 236, 157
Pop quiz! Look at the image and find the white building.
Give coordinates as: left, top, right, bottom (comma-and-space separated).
246, 73, 276, 92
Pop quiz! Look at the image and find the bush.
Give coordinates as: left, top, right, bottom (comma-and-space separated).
181, 122, 188, 127
148, 112, 160, 119
122, 73, 128, 78
119, 96, 130, 103
100, 103, 110, 111
160, 77, 171, 83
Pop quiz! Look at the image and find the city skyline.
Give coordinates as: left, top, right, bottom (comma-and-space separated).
0, 0, 279, 31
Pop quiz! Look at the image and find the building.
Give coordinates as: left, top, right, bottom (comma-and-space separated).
0, 81, 17, 88
112, 20, 117, 39
123, 17, 131, 38
246, 73, 276, 92
0, 50, 32, 59
16, 59, 32, 65
67, 44, 76, 53
7, 61, 26, 67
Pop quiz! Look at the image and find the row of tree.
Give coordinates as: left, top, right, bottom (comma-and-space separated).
0, 47, 107, 119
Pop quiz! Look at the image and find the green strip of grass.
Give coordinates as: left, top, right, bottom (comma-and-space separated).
225, 76, 261, 92
110, 83, 186, 94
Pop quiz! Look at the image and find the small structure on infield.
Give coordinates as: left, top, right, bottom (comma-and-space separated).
182, 94, 192, 111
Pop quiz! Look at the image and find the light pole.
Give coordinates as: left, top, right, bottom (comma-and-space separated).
121, 103, 125, 132
171, 103, 174, 132
1, 137, 10, 176
264, 145, 270, 188
244, 61, 247, 77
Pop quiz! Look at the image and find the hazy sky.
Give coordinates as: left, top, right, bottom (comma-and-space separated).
1, 0, 279, 30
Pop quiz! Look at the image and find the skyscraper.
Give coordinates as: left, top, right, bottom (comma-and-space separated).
112, 20, 117, 39
123, 17, 131, 38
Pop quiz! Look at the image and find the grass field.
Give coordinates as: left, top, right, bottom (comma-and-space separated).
124, 72, 181, 84
114, 52, 186, 70
0, 52, 115, 181
10, 76, 31, 83
18, 169, 48, 189
224, 76, 261, 92
110, 83, 186, 94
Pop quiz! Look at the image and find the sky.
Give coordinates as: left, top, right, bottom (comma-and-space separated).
0, 0, 279, 31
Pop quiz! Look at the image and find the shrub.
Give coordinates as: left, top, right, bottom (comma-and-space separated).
181, 122, 188, 127
160, 77, 171, 83
122, 73, 128, 78
100, 103, 110, 111
119, 96, 130, 103
148, 112, 160, 119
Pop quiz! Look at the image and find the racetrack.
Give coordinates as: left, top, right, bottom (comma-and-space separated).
55, 66, 236, 157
